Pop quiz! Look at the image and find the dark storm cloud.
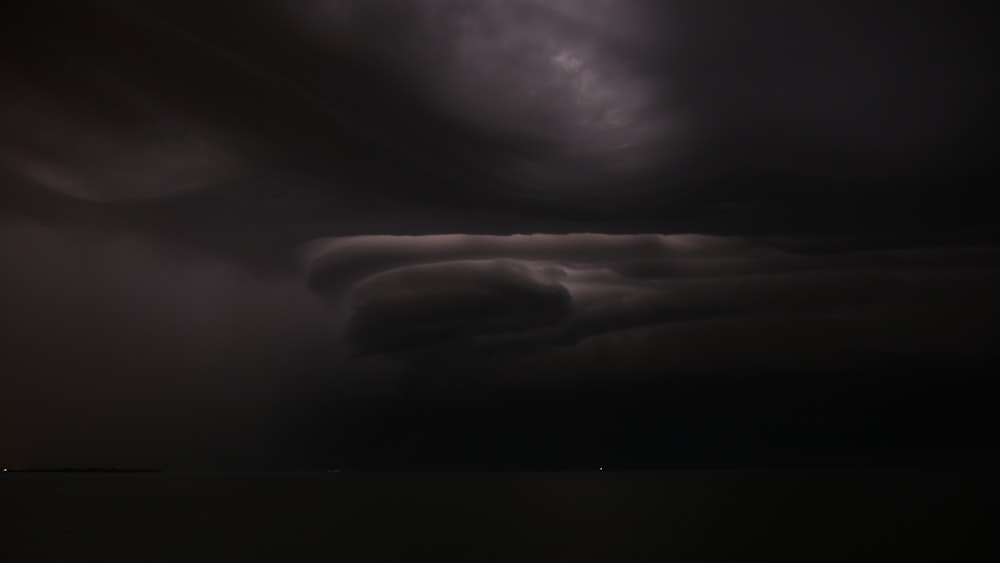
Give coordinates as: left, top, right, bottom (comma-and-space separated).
5, 0, 992, 223
279, 0, 996, 198
0, 82, 240, 202
307, 234, 1000, 364
304, 233, 760, 292
2, 1, 997, 469
347, 259, 572, 355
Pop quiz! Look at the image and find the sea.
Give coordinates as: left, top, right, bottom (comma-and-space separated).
1, 470, 996, 562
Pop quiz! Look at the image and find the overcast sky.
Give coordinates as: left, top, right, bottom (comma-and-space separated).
1, 0, 997, 470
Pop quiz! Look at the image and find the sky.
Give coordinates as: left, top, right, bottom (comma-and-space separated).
1, 0, 997, 470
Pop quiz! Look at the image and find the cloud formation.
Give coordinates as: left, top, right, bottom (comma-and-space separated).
2, 1, 997, 469
347, 259, 571, 355
307, 233, 1000, 368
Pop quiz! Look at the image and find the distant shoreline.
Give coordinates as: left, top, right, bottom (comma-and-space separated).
5, 468, 162, 473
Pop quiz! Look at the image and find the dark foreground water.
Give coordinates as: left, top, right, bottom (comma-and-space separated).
1, 470, 996, 562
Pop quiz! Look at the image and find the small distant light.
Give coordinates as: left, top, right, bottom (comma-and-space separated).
600, 467, 604, 471
2, 468, 7, 472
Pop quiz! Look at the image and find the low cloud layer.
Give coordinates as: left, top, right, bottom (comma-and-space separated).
347, 259, 571, 356
307, 234, 1000, 371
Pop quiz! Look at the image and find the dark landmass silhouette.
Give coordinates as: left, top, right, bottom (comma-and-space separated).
7, 468, 162, 473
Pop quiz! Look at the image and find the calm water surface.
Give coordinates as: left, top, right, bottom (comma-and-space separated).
1, 470, 995, 562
